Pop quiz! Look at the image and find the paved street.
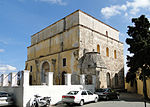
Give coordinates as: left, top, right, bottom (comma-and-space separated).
53, 93, 150, 107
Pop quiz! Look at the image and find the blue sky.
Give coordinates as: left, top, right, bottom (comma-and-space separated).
0, 0, 150, 75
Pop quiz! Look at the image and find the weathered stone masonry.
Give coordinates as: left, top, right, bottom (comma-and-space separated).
25, 10, 124, 89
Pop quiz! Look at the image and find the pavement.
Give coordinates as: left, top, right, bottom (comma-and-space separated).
52, 92, 150, 107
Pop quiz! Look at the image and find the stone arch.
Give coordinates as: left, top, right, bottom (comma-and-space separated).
115, 73, 118, 86
107, 72, 111, 87
40, 60, 51, 84
62, 71, 67, 85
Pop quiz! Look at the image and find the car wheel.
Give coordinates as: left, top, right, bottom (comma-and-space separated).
94, 97, 98, 103
79, 100, 84, 106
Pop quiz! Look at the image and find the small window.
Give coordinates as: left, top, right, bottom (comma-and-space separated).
97, 44, 100, 53
114, 50, 117, 59
63, 58, 66, 66
106, 47, 109, 57
81, 91, 87, 95
106, 31, 108, 36
30, 66, 32, 72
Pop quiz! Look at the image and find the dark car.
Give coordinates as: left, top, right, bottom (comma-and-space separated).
95, 88, 119, 100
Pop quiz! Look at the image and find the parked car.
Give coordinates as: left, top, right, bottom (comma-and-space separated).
62, 90, 98, 106
0, 91, 13, 106
95, 88, 119, 100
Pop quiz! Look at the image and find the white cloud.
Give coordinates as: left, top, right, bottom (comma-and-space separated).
0, 65, 17, 73
101, 0, 150, 18
38, 0, 67, 5
0, 49, 4, 53
101, 5, 127, 19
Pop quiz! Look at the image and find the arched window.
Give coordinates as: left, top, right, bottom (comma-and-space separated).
97, 44, 100, 53
115, 74, 118, 86
107, 73, 111, 87
106, 47, 109, 57
114, 50, 117, 59
62, 71, 66, 85
106, 31, 108, 36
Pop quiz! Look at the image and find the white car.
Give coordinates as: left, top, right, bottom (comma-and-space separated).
62, 90, 98, 106
0, 91, 13, 106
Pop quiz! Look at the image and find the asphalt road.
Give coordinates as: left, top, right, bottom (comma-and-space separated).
52, 93, 150, 107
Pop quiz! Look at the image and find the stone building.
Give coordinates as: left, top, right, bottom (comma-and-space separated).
25, 10, 124, 89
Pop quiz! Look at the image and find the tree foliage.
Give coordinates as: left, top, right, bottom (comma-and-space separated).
126, 15, 150, 99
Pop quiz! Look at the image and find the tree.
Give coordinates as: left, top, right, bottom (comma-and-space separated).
126, 15, 150, 99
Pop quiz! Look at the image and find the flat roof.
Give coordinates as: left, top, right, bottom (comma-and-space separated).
31, 9, 119, 38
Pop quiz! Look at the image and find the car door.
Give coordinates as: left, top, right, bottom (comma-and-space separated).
81, 91, 88, 103
87, 91, 94, 102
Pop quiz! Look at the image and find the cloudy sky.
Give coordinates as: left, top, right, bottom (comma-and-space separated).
0, 0, 150, 75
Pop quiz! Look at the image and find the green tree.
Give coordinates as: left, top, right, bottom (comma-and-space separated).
126, 15, 150, 99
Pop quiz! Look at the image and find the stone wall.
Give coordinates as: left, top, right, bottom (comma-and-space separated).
79, 23, 124, 89
26, 10, 124, 89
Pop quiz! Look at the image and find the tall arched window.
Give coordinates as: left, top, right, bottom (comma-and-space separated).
106, 47, 109, 57
114, 50, 117, 59
97, 44, 100, 53
41, 61, 50, 84
115, 74, 118, 86
107, 73, 111, 87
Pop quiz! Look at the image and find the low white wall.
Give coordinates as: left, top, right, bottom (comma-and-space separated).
0, 71, 95, 107
24, 85, 84, 106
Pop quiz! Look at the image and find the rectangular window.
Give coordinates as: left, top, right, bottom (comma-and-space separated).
63, 58, 66, 66
30, 66, 32, 72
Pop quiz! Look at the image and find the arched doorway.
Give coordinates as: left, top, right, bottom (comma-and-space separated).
115, 73, 118, 86
62, 71, 66, 85
41, 61, 50, 84
107, 73, 111, 87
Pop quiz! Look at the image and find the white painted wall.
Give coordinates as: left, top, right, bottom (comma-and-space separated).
0, 71, 95, 107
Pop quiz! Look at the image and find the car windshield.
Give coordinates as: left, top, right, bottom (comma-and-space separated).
67, 91, 79, 95
0, 92, 10, 97
96, 89, 107, 92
